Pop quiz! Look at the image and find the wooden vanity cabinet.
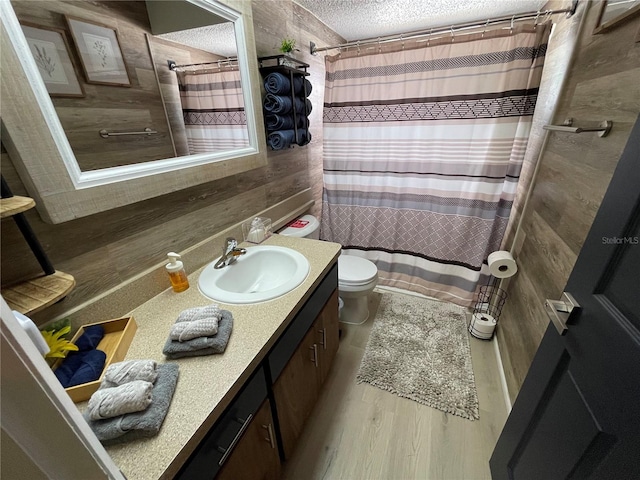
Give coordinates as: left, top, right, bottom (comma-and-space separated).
273, 290, 340, 458
217, 399, 280, 480
176, 368, 269, 480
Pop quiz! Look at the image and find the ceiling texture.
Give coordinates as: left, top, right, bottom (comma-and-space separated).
294, 0, 547, 42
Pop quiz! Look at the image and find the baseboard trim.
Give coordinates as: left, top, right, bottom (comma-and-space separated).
493, 332, 512, 414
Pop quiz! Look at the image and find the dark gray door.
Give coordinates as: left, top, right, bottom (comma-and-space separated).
490, 114, 640, 480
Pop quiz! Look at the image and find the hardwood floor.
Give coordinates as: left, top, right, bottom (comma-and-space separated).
281, 290, 509, 480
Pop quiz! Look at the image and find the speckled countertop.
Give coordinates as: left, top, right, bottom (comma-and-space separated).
87, 234, 341, 480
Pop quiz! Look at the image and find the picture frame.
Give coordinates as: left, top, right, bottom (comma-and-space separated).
65, 16, 131, 86
20, 22, 85, 97
593, 0, 640, 34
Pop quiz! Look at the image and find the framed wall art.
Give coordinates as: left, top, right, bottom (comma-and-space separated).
594, 0, 640, 34
65, 16, 131, 86
20, 23, 84, 97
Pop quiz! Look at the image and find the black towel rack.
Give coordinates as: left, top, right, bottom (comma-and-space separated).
258, 55, 311, 149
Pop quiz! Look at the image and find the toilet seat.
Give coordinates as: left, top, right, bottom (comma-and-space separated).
338, 255, 378, 286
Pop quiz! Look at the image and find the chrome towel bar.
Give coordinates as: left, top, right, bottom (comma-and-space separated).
543, 118, 612, 137
99, 127, 158, 138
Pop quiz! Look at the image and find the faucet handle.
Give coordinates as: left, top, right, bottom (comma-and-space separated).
223, 237, 238, 253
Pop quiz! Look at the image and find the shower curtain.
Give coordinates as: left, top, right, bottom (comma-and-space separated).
177, 68, 249, 154
321, 24, 551, 307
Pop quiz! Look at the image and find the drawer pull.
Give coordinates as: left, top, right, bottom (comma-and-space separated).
262, 423, 276, 449
217, 413, 253, 466
318, 328, 326, 349
310, 344, 318, 367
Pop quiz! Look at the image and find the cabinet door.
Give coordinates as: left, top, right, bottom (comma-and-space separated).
273, 325, 320, 459
217, 399, 281, 480
316, 290, 339, 386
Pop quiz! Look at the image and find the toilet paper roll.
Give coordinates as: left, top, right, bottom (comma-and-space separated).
488, 251, 518, 278
469, 312, 497, 340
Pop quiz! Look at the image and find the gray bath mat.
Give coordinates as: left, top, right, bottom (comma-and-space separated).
357, 291, 480, 420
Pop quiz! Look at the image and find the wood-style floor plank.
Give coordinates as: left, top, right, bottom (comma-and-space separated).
281, 290, 509, 480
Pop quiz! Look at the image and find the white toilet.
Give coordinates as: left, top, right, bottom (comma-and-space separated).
278, 214, 378, 325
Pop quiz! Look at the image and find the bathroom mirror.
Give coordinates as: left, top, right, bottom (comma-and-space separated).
594, 0, 640, 34
0, 0, 267, 223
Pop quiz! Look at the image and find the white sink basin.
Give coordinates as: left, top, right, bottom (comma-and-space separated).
198, 245, 310, 304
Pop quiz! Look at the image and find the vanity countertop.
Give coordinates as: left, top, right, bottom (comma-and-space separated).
93, 234, 341, 480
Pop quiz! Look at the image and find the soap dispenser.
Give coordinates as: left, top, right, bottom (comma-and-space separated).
166, 252, 189, 292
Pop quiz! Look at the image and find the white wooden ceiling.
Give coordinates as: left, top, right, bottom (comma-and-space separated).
294, 0, 547, 41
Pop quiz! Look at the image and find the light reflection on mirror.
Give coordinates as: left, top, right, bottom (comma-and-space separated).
10, 0, 251, 173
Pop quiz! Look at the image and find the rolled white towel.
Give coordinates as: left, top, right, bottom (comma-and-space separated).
176, 304, 221, 323
104, 359, 157, 386
87, 380, 153, 420
170, 317, 218, 342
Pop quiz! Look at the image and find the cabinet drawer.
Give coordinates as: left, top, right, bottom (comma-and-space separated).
267, 262, 338, 381
176, 366, 268, 480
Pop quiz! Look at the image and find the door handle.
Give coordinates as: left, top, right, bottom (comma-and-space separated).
310, 344, 318, 367
544, 292, 580, 335
216, 414, 253, 466
318, 328, 326, 349
262, 423, 276, 449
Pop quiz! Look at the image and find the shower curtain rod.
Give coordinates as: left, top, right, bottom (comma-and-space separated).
168, 57, 238, 71
309, 1, 577, 55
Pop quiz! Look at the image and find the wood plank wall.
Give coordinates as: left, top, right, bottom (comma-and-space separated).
498, 0, 640, 402
1, 0, 344, 326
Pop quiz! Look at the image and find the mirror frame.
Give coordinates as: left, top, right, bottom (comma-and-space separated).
593, 0, 640, 34
0, 0, 267, 223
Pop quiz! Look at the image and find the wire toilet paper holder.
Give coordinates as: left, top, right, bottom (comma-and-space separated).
469, 282, 507, 340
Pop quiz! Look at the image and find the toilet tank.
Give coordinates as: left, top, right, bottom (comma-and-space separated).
278, 214, 320, 239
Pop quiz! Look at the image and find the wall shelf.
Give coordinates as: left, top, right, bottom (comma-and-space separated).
0, 195, 35, 218
1, 176, 75, 315
3, 271, 76, 315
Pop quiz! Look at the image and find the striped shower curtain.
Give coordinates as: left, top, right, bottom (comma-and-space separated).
321, 24, 551, 307
177, 69, 249, 154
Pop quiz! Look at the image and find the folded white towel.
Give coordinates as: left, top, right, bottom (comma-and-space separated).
176, 304, 221, 323
170, 317, 218, 342
87, 380, 153, 420
104, 360, 157, 386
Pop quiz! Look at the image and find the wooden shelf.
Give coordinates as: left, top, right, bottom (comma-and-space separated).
2, 271, 76, 315
0, 195, 35, 218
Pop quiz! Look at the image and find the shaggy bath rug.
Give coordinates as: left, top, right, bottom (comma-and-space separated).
357, 292, 480, 420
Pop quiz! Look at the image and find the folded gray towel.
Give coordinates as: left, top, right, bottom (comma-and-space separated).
84, 363, 179, 445
176, 304, 221, 323
170, 317, 218, 342
87, 380, 153, 420
162, 310, 233, 359
104, 359, 157, 386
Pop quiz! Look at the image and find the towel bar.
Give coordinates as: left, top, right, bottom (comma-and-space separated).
99, 127, 158, 138
543, 118, 612, 137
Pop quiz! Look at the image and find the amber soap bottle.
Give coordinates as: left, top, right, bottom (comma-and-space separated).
166, 252, 189, 292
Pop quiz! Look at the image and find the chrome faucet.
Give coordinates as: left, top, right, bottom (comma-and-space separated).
214, 237, 247, 269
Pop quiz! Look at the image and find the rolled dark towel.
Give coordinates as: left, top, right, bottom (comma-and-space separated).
54, 351, 85, 387
263, 94, 292, 114
66, 349, 107, 387
297, 129, 312, 146
264, 72, 303, 95
75, 325, 105, 351
293, 97, 312, 114
266, 114, 294, 131
301, 78, 312, 96
268, 130, 296, 150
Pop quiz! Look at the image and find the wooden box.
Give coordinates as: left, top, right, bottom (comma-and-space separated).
52, 316, 137, 402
